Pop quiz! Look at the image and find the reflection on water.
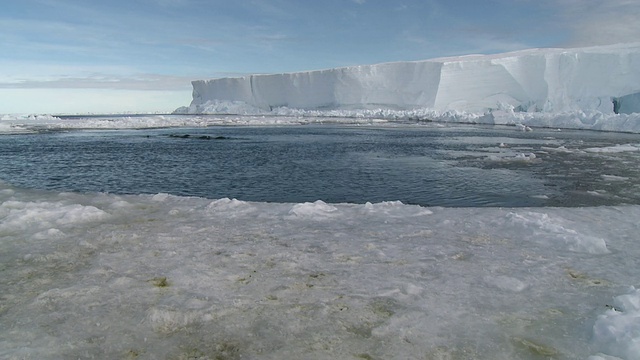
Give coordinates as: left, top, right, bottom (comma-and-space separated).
1, 124, 639, 207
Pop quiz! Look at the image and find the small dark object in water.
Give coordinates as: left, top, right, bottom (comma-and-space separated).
195, 135, 228, 140
169, 134, 190, 139
169, 134, 228, 140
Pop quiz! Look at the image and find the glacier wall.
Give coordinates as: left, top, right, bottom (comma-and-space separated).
189, 43, 640, 114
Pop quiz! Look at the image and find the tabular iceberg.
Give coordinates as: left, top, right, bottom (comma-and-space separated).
186, 43, 640, 115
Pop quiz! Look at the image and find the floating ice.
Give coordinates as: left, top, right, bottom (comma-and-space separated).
486, 151, 538, 163
601, 174, 630, 182
584, 144, 640, 153
516, 123, 533, 132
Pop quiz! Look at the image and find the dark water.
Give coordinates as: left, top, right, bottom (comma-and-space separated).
1, 124, 640, 207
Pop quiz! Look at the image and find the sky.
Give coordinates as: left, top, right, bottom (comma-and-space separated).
1, 0, 640, 114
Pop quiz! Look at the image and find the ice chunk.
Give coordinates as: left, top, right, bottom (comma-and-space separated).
584, 144, 640, 153
505, 211, 609, 254
601, 175, 630, 181
0, 200, 110, 232
287, 200, 338, 219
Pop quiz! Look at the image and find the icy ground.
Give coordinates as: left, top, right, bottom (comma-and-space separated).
1, 113, 639, 359
3, 110, 640, 134
1, 181, 639, 359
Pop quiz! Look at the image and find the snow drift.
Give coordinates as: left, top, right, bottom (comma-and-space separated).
187, 43, 640, 115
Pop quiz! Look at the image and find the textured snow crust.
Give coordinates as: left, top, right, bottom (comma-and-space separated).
2, 183, 640, 359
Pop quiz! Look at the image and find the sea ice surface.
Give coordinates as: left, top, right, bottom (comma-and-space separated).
1, 181, 639, 359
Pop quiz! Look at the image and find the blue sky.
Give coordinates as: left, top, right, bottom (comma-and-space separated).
2, 0, 639, 114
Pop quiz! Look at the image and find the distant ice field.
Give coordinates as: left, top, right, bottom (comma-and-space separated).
1, 118, 640, 207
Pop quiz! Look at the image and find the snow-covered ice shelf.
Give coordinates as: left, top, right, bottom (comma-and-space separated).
185, 43, 640, 116
165, 43, 640, 134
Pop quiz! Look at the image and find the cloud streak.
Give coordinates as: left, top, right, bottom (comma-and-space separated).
0, 74, 194, 91
544, 0, 640, 46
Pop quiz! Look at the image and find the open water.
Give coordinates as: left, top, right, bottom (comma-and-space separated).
1, 123, 640, 207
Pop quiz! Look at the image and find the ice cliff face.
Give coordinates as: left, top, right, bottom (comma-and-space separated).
188, 43, 640, 114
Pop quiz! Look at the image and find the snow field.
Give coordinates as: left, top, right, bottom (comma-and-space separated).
1, 183, 639, 359
3, 111, 640, 134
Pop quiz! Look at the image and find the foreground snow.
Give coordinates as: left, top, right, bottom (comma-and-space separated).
1, 182, 639, 359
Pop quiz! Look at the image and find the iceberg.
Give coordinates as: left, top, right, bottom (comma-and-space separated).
187, 43, 640, 116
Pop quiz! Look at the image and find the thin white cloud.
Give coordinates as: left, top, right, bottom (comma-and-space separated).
395, 0, 639, 60
0, 60, 195, 91
546, 0, 640, 46
0, 88, 191, 114
0, 62, 136, 82
0, 74, 194, 91
147, 0, 190, 7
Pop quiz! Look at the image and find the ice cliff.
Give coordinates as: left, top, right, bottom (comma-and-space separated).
186, 43, 640, 115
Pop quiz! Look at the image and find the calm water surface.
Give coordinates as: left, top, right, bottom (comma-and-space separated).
1, 123, 640, 207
